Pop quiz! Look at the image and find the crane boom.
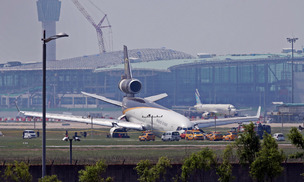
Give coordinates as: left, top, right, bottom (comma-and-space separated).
71, 0, 96, 27
71, 0, 112, 53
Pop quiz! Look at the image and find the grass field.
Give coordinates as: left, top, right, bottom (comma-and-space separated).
0, 123, 303, 165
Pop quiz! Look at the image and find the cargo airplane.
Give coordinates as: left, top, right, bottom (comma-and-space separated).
19, 46, 261, 137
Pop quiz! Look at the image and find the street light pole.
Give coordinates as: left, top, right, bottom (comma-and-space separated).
41, 30, 68, 178
214, 115, 217, 132
42, 31, 46, 178
287, 37, 298, 103
69, 138, 73, 165
211, 112, 217, 132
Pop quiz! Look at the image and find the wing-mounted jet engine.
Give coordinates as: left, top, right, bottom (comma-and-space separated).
118, 45, 142, 97
109, 127, 130, 138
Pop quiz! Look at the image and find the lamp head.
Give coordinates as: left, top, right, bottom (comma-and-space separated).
287, 37, 298, 43
43, 32, 69, 43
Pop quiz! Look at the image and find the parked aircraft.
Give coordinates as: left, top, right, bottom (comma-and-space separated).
19, 46, 261, 137
194, 89, 237, 117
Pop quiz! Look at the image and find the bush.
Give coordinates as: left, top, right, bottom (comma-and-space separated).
78, 160, 113, 182
39, 175, 61, 182
2, 161, 32, 182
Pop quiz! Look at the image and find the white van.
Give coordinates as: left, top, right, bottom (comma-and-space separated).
273, 133, 285, 141
23, 130, 37, 139
161, 131, 181, 141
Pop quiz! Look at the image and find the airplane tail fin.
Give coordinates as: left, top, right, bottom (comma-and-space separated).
195, 89, 202, 104
123, 45, 132, 79
256, 106, 261, 117
118, 46, 142, 96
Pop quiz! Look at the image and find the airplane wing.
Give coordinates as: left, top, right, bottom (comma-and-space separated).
19, 111, 144, 131
144, 93, 168, 102
193, 106, 261, 128
81, 91, 122, 107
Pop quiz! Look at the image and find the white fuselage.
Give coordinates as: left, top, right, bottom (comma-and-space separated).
194, 104, 237, 116
123, 101, 194, 136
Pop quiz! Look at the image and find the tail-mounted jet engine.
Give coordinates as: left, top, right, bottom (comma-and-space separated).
118, 78, 142, 95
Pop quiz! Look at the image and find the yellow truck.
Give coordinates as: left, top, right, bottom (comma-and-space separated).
185, 130, 204, 140
223, 132, 238, 141
138, 132, 155, 141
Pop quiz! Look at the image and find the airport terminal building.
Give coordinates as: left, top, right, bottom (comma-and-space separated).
1, 48, 304, 112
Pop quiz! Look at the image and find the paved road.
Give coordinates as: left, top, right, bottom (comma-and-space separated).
47, 143, 295, 149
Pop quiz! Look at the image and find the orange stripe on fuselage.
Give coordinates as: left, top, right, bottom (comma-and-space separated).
122, 107, 168, 114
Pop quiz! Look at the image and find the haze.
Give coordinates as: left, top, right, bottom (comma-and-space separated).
0, 0, 303, 63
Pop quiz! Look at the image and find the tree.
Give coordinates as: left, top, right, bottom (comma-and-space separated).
234, 122, 261, 165
287, 127, 304, 159
78, 160, 113, 182
2, 161, 32, 182
250, 132, 285, 182
181, 148, 217, 182
135, 156, 172, 182
216, 145, 235, 182
154, 156, 172, 181
39, 175, 61, 182
287, 127, 304, 178
135, 159, 153, 182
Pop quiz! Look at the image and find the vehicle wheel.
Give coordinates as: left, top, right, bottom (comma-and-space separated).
186, 137, 189, 140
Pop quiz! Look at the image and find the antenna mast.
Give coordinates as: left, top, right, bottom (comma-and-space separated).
71, 0, 112, 53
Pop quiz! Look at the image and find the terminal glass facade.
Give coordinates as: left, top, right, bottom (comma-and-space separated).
1, 57, 304, 110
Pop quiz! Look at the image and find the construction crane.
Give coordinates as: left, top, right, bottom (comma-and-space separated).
71, 0, 112, 53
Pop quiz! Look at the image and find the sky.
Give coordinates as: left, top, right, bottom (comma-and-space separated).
0, 0, 304, 63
